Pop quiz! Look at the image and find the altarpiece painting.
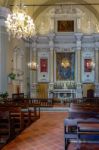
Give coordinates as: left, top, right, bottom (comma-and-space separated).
56, 52, 75, 80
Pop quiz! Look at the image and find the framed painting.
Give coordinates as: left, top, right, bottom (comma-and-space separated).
84, 59, 92, 72
40, 58, 48, 72
56, 52, 75, 80
57, 20, 74, 32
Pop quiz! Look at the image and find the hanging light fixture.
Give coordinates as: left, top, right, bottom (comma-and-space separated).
5, 0, 35, 39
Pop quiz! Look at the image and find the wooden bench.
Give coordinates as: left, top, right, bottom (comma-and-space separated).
69, 103, 99, 119
0, 105, 24, 133
69, 110, 99, 119
64, 118, 80, 150
0, 109, 14, 148
29, 98, 53, 107
0, 100, 40, 126
77, 118, 99, 149
64, 118, 99, 150
0, 101, 40, 148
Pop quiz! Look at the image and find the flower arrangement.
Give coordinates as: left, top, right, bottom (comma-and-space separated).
8, 72, 16, 80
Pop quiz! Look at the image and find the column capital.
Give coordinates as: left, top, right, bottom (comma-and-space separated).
48, 33, 55, 41
75, 33, 83, 50
31, 36, 38, 49
48, 34, 55, 49
75, 33, 83, 40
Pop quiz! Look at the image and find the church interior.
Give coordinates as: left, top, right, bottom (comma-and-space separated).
0, 0, 99, 149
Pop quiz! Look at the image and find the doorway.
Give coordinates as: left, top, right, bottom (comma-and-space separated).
37, 83, 48, 98
82, 83, 95, 98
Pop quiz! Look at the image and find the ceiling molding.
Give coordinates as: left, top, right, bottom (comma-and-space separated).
33, 0, 99, 21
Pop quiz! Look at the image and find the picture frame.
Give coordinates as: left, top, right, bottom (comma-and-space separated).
57, 20, 74, 32
54, 16, 77, 33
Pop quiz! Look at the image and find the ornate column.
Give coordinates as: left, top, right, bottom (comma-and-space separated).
48, 33, 55, 98
75, 33, 83, 98
0, 7, 10, 93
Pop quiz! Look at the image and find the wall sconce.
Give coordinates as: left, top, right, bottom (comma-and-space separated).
28, 61, 37, 70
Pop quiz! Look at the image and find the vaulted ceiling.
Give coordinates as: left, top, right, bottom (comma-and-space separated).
1, 0, 99, 21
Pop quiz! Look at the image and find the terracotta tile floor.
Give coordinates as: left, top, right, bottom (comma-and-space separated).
2, 112, 99, 150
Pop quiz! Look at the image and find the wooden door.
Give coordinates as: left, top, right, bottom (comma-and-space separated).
37, 83, 48, 98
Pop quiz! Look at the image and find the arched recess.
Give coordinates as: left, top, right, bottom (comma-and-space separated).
33, 0, 99, 21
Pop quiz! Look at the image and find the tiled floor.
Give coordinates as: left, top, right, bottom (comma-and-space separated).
2, 112, 99, 150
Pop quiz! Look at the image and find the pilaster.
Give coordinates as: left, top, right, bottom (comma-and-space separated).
0, 7, 10, 93
95, 48, 99, 83
48, 33, 55, 83
75, 33, 83, 98
75, 33, 83, 83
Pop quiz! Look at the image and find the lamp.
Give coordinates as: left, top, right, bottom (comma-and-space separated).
5, 0, 35, 39
27, 38, 37, 71
28, 61, 37, 70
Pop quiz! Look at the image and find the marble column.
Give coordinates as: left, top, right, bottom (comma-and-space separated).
48, 33, 55, 83
31, 37, 37, 97
75, 33, 83, 98
95, 48, 99, 83
0, 7, 10, 93
48, 33, 55, 98
75, 33, 83, 82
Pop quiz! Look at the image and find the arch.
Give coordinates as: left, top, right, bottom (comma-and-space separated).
3, 0, 15, 10
33, 0, 99, 21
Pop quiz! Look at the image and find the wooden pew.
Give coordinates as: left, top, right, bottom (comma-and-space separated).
0, 105, 24, 133
28, 98, 53, 107
0, 109, 13, 148
1, 99, 41, 125
69, 103, 99, 119
64, 118, 99, 150
0, 100, 41, 149
64, 118, 78, 150
9, 106, 24, 133
28, 100, 40, 122
77, 118, 99, 149
0, 98, 41, 127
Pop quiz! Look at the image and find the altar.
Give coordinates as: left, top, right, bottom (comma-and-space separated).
48, 88, 76, 103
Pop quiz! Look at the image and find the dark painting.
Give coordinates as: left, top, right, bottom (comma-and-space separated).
57, 20, 74, 32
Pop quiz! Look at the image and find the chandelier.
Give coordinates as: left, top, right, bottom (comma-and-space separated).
5, 2, 35, 39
